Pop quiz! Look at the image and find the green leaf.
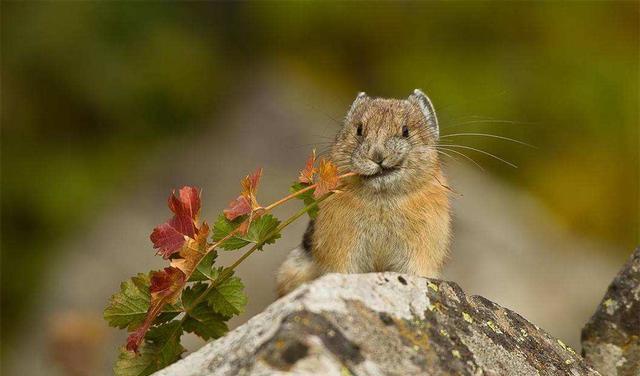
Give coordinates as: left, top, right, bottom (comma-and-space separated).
181, 283, 228, 340
188, 250, 219, 282
104, 273, 181, 330
290, 182, 319, 219
212, 214, 281, 250
207, 277, 248, 317
212, 215, 250, 250
114, 321, 184, 376
245, 214, 281, 249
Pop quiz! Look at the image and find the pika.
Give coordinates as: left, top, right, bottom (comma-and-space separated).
276, 89, 451, 296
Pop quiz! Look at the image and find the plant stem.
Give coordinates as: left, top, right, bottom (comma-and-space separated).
185, 193, 331, 313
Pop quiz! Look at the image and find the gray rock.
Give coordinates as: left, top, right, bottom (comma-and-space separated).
582, 247, 640, 376
155, 273, 598, 376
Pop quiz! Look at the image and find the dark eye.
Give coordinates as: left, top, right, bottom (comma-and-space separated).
402, 125, 409, 138
356, 123, 363, 136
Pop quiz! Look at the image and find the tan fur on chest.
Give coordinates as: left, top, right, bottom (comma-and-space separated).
312, 173, 450, 277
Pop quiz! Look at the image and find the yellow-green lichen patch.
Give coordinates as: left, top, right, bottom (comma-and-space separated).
602, 298, 618, 315
439, 329, 449, 337
486, 321, 503, 334
394, 318, 431, 353
451, 349, 461, 359
427, 282, 439, 292
557, 339, 567, 350
340, 366, 353, 376
462, 312, 473, 324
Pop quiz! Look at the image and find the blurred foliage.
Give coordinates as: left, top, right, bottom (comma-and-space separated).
1, 1, 637, 349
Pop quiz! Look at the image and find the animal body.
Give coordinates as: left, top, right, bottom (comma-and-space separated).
276, 89, 451, 297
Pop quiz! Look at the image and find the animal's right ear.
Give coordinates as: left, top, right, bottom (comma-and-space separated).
346, 92, 368, 120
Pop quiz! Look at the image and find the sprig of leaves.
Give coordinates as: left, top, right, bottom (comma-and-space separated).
104, 151, 354, 375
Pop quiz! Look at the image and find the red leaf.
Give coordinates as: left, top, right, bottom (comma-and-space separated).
126, 329, 145, 353
151, 187, 201, 258
314, 159, 339, 198
223, 195, 251, 221
150, 267, 185, 302
126, 267, 186, 353
298, 150, 317, 184
150, 222, 186, 259
169, 186, 201, 221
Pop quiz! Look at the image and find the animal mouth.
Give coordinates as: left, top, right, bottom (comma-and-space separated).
361, 166, 399, 180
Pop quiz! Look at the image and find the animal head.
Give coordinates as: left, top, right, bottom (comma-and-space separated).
331, 89, 441, 192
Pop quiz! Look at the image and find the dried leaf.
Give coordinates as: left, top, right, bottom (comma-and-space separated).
170, 223, 209, 276
298, 149, 317, 184
241, 168, 262, 203
314, 158, 339, 198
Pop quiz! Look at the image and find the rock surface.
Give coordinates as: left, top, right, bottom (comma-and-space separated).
582, 247, 640, 376
155, 273, 598, 376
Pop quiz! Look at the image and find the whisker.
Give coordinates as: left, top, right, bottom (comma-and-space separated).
440, 133, 536, 148
434, 149, 460, 164
435, 146, 485, 172
445, 119, 535, 127
436, 144, 518, 168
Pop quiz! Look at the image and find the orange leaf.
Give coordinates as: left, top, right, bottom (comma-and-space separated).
171, 223, 210, 276
298, 149, 317, 184
314, 159, 339, 198
241, 168, 262, 208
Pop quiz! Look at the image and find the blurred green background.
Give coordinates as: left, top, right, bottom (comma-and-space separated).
1, 0, 638, 367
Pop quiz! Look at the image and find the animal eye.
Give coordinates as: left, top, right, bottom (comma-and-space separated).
402, 125, 409, 138
356, 123, 363, 136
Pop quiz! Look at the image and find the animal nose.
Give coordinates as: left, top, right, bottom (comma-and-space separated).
371, 149, 384, 165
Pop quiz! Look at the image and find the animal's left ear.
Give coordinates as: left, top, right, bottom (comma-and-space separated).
409, 89, 439, 139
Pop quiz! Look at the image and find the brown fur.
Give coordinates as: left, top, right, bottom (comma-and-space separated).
276, 90, 451, 297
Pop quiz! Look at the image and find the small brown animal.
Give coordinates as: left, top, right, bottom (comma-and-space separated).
276, 90, 451, 296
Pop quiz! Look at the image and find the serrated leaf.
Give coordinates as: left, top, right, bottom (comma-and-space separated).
290, 182, 319, 219
245, 214, 281, 248
114, 321, 184, 376
188, 250, 219, 282
212, 215, 250, 250
182, 303, 228, 340
104, 273, 181, 330
207, 277, 248, 317
181, 283, 229, 340
212, 214, 281, 250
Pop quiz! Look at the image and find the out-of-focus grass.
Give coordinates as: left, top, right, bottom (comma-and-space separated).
1, 1, 637, 348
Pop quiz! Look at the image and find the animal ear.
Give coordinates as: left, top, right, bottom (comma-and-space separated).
346, 91, 368, 120
409, 89, 439, 139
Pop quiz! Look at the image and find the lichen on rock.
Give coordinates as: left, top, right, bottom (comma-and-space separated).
154, 272, 599, 376
582, 247, 640, 376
